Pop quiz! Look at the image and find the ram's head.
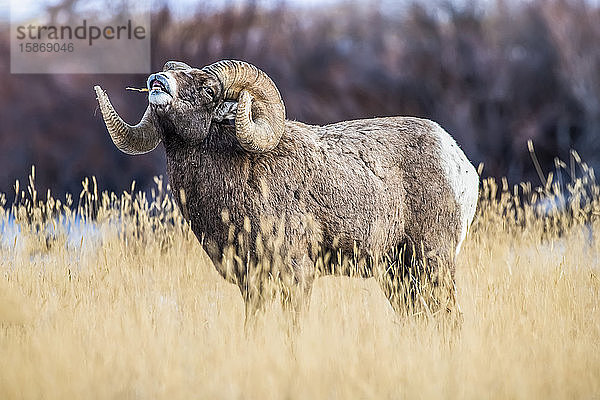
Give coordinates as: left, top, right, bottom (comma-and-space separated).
94, 60, 286, 153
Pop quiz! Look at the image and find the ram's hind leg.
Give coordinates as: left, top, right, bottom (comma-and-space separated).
422, 250, 461, 316
375, 248, 419, 317
423, 251, 464, 332
376, 244, 461, 321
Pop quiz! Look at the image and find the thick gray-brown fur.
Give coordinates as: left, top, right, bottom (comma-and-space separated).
97, 60, 480, 321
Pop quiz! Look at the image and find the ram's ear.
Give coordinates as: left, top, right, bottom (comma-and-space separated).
213, 101, 238, 122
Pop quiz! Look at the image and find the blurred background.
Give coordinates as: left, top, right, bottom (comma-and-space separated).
1, 0, 600, 199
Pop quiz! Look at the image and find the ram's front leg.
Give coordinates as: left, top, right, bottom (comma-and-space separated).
281, 254, 315, 330
239, 279, 266, 333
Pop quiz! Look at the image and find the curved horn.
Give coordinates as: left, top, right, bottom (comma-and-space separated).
94, 86, 161, 155
202, 60, 285, 153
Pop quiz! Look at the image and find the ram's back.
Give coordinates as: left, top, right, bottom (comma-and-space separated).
283, 116, 477, 259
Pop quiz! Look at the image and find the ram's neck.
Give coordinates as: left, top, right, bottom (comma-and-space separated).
162, 124, 251, 253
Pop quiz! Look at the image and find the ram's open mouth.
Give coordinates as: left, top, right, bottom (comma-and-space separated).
150, 79, 167, 92
147, 73, 172, 98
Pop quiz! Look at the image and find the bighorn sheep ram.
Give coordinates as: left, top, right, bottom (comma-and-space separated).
94, 60, 479, 320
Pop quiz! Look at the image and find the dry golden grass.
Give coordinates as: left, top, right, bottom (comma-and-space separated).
1, 166, 599, 399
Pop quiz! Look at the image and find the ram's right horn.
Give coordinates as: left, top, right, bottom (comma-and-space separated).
202, 60, 285, 153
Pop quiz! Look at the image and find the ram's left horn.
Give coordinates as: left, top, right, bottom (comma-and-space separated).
94, 85, 161, 155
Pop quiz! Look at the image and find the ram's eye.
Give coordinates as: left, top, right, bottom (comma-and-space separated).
204, 87, 214, 98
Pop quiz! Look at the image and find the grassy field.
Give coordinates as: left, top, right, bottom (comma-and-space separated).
1, 168, 599, 399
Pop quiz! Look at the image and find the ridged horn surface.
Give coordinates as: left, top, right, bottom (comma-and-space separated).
202, 60, 285, 153
163, 61, 192, 71
94, 85, 161, 155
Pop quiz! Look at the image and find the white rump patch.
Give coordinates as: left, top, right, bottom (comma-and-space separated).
433, 123, 479, 256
